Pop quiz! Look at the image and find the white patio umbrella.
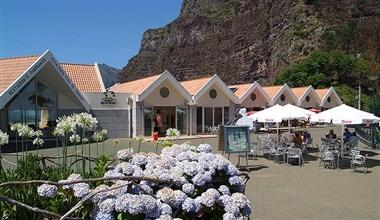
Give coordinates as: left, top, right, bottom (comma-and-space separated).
310, 104, 380, 150
248, 104, 284, 123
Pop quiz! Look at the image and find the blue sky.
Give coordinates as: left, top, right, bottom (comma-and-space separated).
0, 0, 182, 68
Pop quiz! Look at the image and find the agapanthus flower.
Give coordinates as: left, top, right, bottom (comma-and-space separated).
70, 134, 81, 144
0, 131, 9, 146
32, 137, 44, 146
182, 183, 194, 195
218, 185, 231, 195
196, 143, 212, 153
37, 184, 58, 197
74, 112, 98, 129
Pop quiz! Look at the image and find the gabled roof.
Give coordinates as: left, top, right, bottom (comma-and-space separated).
230, 82, 271, 104
0, 50, 90, 111
0, 55, 40, 94
60, 63, 105, 93
110, 70, 192, 102
263, 84, 298, 105
316, 87, 343, 106
315, 88, 330, 100
262, 85, 283, 98
110, 74, 160, 95
180, 76, 212, 96
181, 75, 239, 103
292, 85, 321, 106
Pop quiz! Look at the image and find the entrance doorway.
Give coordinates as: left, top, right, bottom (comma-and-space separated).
143, 106, 187, 136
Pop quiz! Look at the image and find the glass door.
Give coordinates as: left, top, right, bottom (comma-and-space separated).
214, 107, 223, 127
196, 107, 203, 133
143, 107, 153, 136
176, 106, 187, 135
204, 107, 213, 133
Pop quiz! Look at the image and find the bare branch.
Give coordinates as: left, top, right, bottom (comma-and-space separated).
0, 195, 82, 220
0, 175, 174, 188
60, 182, 130, 220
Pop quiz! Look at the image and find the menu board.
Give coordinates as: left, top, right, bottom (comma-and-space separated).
223, 126, 250, 153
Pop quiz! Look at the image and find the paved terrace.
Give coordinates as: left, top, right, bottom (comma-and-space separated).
2, 127, 380, 219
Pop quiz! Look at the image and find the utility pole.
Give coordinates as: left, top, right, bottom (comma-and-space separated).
357, 54, 361, 110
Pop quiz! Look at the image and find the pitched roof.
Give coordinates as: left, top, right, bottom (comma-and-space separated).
60, 63, 104, 92
291, 87, 309, 98
262, 85, 283, 98
315, 88, 329, 99
110, 74, 160, 94
229, 83, 251, 98
0, 55, 40, 94
180, 77, 212, 95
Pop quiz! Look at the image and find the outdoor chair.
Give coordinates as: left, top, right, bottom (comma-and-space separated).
319, 150, 336, 169
351, 154, 368, 174
287, 148, 303, 167
271, 147, 286, 164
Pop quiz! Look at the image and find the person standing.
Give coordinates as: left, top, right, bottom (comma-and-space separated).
153, 109, 164, 137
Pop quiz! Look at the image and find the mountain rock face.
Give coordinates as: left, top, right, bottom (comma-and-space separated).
120, 0, 380, 85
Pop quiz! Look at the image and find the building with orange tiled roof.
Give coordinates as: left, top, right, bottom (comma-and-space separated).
291, 85, 321, 108
180, 74, 239, 134
315, 87, 343, 109
229, 82, 271, 111
262, 84, 298, 106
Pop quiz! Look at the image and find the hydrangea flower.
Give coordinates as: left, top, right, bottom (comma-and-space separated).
98, 198, 115, 213
104, 169, 124, 182
218, 185, 231, 195
116, 149, 133, 161
92, 185, 111, 203
73, 183, 90, 198
182, 183, 195, 195
115, 162, 134, 175
196, 143, 212, 153
159, 202, 172, 215
37, 184, 58, 197
229, 176, 243, 186
172, 190, 187, 208
182, 198, 195, 212
93, 211, 114, 220
156, 187, 174, 204
59, 173, 82, 190
131, 153, 148, 166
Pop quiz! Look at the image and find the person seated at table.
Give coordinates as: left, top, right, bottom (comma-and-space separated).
326, 129, 337, 139
348, 132, 359, 146
293, 132, 303, 148
343, 128, 352, 143
302, 131, 311, 143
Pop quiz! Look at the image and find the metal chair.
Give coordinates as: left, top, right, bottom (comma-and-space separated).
351, 153, 368, 174
287, 148, 303, 166
319, 150, 336, 169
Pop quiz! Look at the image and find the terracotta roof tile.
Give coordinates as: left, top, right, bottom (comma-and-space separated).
60, 63, 103, 92
291, 87, 309, 98
0, 55, 40, 94
262, 85, 283, 98
229, 83, 252, 98
110, 74, 160, 94
315, 88, 329, 99
180, 77, 212, 95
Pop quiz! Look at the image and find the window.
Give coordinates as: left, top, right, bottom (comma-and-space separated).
176, 106, 187, 135
143, 107, 153, 136
160, 87, 169, 98
204, 108, 213, 132
280, 94, 286, 101
214, 108, 223, 127
250, 93, 256, 101
224, 107, 229, 124
327, 97, 331, 103
305, 95, 310, 102
196, 107, 203, 133
209, 89, 217, 99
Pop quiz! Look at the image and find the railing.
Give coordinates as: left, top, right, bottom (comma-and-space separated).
355, 125, 380, 148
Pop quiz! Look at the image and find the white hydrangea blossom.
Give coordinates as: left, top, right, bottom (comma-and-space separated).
37, 184, 58, 197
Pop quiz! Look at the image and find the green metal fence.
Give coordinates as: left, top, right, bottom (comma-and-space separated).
355, 124, 380, 148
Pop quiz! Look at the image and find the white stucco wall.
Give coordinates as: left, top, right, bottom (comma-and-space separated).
241, 88, 268, 108
196, 85, 231, 107
143, 80, 187, 107
273, 90, 297, 105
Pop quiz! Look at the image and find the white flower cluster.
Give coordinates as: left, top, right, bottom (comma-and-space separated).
166, 128, 180, 138
38, 143, 252, 219
10, 123, 44, 147
0, 130, 9, 146
93, 129, 107, 142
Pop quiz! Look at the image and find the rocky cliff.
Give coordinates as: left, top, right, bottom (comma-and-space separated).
120, 0, 380, 85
